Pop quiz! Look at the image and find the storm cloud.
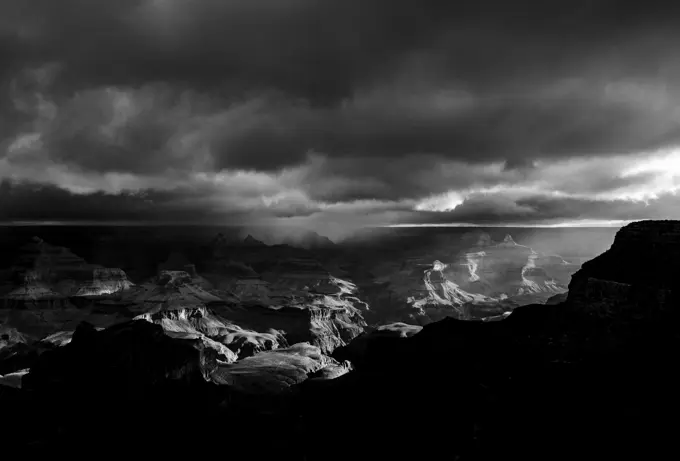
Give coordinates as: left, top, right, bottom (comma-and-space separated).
2, 0, 680, 233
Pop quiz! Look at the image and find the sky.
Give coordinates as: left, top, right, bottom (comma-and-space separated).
1, 0, 680, 239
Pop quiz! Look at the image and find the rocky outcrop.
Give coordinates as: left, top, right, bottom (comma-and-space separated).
1, 238, 137, 305
332, 322, 423, 367
211, 342, 336, 394
546, 292, 568, 305
23, 320, 220, 393
73, 268, 134, 296
0, 340, 57, 376
0, 369, 28, 389
211, 302, 366, 355
445, 234, 575, 302
121, 270, 228, 314
2, 320, 228, 452
242, 234, 267, 247
134, 305, 279, 361
566, 220, 680, 344
0, 324, 29, 351
411, 260, 494, 312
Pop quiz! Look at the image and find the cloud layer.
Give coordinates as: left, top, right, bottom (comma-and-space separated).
2, 0, 680, 236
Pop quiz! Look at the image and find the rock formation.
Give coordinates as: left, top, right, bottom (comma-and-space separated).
1, 238, 137, 306
0, 369, 28, 389
305, 221, 680, 459
0, 324, 29, 351
73, 268, 134, 296
122, 270, 226, 313
242, 234, 267, 247
446, 233, 576, 302
134, 305, 279, 361
1, 270, 65, 308
23, 320, 220, 392
211, 342, 338, 394
3, 220, 680, 459
210, 302, 366, 355
566, 220, 680, 345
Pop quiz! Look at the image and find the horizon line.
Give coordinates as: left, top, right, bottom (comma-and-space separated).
383, 219, 634, 228
0, 219, 635, 228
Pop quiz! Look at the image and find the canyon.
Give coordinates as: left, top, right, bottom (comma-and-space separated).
3, 222, 669, 458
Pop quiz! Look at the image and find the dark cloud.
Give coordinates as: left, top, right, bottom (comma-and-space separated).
3, 0, 680, 225
0, 178, 263, 223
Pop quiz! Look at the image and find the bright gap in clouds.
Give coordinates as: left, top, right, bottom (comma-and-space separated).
386, 219, 634, 228
411, 147, 680, 215
414, 191, 465, 212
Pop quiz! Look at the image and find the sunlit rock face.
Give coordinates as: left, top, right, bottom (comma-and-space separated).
1, 238, 136, 305
567, 220, 680, 340
256, 256, 369, 350
262, 256, 369, 311
41, 330, 76, 347
125, 267, 362, 359
134, 305, 281, 361
73, 268, 135, 297
446, 234, 575, 303
211, 342, 339, 394
0, 325, 29, 351
201, 254, 368, 351
0, 369, 28, 389
421, 260, 493, 307
208, 301, 366, 355
383, 260, 501, 325
308, 359, 354, 381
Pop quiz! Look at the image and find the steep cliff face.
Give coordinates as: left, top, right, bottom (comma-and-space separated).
567, 220, 680, 338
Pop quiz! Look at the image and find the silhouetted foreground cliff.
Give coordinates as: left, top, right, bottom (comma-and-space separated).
2, 221, 680, 460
